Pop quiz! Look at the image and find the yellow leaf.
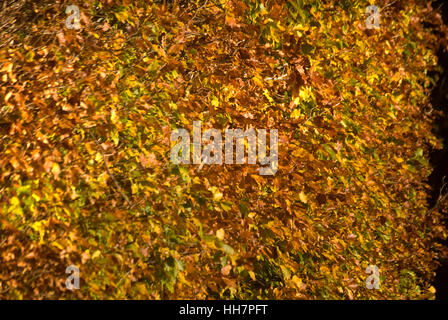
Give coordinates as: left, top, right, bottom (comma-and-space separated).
10, 196, 20, 206
111, 129, 119, 146
136, 283, 148, 295
253, 74, 264, 88
92, 250, 101, 259
299, 191, 308, 203
248, 271, 256, 281
292, 275, 302, 288
111, 108, 119, 124
216, 228, 225, 240
51, 163, 61, 179
291, 108, 301, 119
4, 91, 13, 103
209, 186, 223, 201
114, 11, 128, 23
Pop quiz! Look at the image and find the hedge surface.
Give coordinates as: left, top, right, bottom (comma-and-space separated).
0, 0, 447, 299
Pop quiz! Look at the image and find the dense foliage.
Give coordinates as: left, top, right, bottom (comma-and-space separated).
0, 0, 447, 299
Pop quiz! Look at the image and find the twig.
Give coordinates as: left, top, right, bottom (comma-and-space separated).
428, 177, 448, 214
380, 0, 399, 12
264, 74, 288, 82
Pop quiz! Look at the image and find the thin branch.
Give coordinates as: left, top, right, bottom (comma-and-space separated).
428, 177, 448, 214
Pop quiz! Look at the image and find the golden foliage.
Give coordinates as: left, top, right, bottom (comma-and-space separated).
0, 0, 447, 299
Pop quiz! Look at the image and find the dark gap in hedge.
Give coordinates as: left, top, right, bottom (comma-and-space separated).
429, 0, 448, 301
